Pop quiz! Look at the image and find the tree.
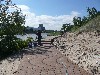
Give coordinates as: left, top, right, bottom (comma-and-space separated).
0, 0, 26, 57
82, 16, 88, 25
77, 17, 82, 27
87, 7, 98, 20
73, 17, 78, 26
30, 28, 33, 33
61, 23, 74, 32
61, 24, 67, 32
73, 16, 82, 27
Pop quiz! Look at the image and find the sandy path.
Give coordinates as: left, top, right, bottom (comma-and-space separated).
0, 36, 92, 75
0, 55, 21, 75
14, 44, 91, 75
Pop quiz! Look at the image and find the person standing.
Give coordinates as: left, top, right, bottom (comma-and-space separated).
36, 30, 42, 46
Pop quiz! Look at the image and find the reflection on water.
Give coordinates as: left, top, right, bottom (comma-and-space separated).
16, 33, 48, 40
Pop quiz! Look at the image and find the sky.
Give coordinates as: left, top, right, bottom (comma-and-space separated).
11, 0, 100, 30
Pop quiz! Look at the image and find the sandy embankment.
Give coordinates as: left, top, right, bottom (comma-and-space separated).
54, 32, 100, 75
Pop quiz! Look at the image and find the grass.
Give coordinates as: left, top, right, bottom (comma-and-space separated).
47, 31, 61, 36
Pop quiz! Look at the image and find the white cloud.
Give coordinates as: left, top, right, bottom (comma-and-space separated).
17, 5, 80, 30
17, 5, 30, 12
71, 11, 80, 16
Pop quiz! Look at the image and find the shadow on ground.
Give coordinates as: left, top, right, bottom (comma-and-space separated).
2, 45, 53, 63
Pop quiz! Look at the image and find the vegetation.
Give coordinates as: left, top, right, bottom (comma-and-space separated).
46, 30, 61, 36
0, 0, 28, 60
78, 15, 100, 33
61, 7, 100, 33
24, 28, 61, 36
24, 26, 34, 34
61, 23, 74, 32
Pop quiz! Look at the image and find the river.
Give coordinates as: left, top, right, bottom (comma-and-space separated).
16, 33, 48, 40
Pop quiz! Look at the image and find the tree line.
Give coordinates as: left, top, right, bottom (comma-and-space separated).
61, 7, 100, 33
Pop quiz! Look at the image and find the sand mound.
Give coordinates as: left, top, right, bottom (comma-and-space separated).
54, 31, 100, 75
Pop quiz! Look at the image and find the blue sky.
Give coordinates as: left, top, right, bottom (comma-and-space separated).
12, 0, 100, 30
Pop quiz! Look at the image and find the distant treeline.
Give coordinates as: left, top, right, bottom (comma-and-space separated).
61, 7, 100, 33
24, 28, 61, 36
24, 27, 36, 34
44, 30, 61, 36
24, 28, 60, 34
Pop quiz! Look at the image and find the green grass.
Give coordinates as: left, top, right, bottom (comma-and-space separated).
47, 31, 61, 36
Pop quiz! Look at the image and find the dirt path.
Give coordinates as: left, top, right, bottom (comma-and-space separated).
14, 44, 91, 75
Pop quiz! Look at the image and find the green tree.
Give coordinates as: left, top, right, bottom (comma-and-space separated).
61, 24, 67, 32
0, 0, 26, 58
61, 23, 74, 33
73, 17, 77, 26
87, 7, 98, 20
82, 16, 88, 25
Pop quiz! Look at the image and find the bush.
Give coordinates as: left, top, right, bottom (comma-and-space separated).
71, 26, 80, 32
0, 36, 28, 60
26, 37, 34, 43
0, 0, 26, 60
